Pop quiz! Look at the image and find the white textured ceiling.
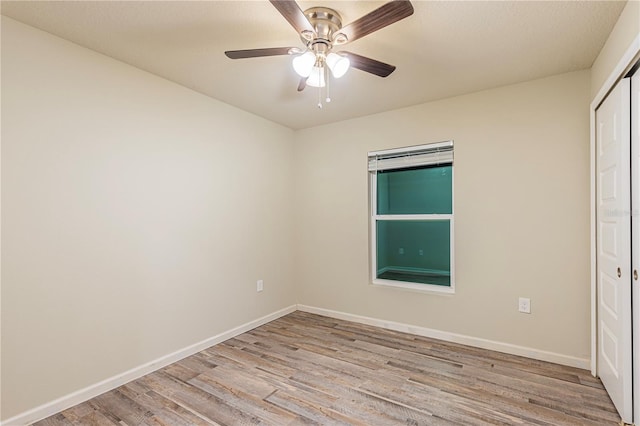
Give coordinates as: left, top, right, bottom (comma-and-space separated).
1, 1, 627, 129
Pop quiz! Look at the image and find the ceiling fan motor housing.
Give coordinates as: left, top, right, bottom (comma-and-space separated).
302, 7, 347, 56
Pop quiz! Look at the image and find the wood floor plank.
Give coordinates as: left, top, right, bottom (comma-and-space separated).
289, 369, 451, 425
264, 389, 364, 426
188, 375, 298, 425
118, 385, 216, 426
139, 371, 262, 425
91, 388, 154, 425
33, 311, 621, 425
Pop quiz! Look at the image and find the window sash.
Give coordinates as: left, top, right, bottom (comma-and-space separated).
376, 165, 453, 215
374, 217, 453, 286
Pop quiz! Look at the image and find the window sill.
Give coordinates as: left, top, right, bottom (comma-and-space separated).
371, 278, 455, 295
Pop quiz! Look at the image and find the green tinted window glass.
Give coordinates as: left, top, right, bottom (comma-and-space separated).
376, 220, 450, 286
377, 165, 452, 215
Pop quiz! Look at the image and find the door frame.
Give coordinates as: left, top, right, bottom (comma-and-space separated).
590, 34, 640, 420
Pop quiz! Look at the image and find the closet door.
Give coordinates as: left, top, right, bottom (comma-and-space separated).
632, 71, 639, 424
596, 77, 632, 423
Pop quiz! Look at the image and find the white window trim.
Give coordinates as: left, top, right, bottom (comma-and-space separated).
369, 141, 455, 294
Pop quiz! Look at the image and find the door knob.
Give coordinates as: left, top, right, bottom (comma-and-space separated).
617, 267, 621, 278
634, 269, 638, 281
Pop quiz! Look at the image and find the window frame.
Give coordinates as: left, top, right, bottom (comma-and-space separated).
368, 141, 455, 294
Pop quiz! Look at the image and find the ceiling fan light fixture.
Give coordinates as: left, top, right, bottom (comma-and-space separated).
292, 51, 316, 77
306, 65, 326, 87
326, 52, 350, 78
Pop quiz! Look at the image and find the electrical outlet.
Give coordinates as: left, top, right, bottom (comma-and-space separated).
257, 280, 264, 292
399, 247, 404, 254
518, 297, 531, 314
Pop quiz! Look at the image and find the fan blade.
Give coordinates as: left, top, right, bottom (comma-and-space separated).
342, 52, 396, 77
297, 77, 308, 92
269, 0, 315, 35
225, 47, 296, 59
337, 0, 414, 44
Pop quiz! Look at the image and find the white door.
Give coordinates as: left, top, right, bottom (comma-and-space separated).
596, 77, 632, 423
632, 71, 640, 424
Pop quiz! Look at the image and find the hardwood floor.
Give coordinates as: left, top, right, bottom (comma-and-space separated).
34, 311, 621, 425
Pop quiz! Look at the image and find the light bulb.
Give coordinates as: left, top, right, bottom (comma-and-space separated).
326, 53, 350, 78
292, 51, 316, 77
306, 65, 326, 88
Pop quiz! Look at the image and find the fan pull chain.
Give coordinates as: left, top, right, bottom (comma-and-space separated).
325, 65, 331, 103
317, 65, 323, 109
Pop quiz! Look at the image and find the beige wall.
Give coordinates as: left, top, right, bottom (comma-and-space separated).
294, 70, 592, 360
1, 17, 296, 420
591, 0, 640, 98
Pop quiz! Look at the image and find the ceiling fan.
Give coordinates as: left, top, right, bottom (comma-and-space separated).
224, 0, 414, 106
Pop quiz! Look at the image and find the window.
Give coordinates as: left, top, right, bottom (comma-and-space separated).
368, 141, 454, 293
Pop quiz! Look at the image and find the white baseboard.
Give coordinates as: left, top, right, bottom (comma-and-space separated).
1, 305, 297, 426
297, 304, 590, 370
